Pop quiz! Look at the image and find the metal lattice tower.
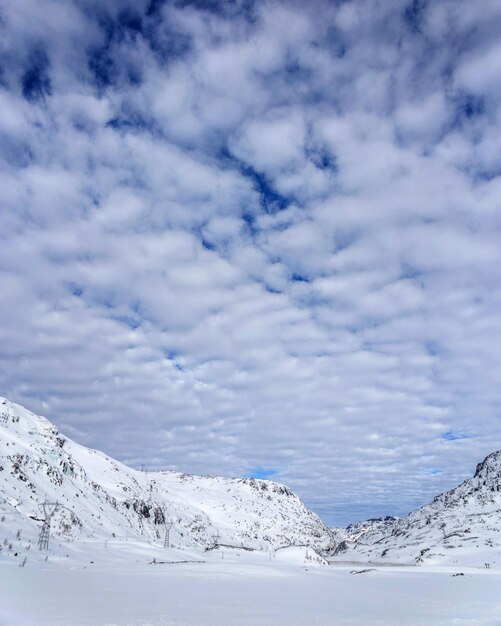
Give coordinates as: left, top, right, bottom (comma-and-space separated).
38, 522, 50, 551
164, 519, 173, 548
38, 502, 59, 551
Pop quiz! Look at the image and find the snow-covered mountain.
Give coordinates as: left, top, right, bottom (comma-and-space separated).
0, 397, 334, 552
338, 451, 501, 565
340, 516, 400, 542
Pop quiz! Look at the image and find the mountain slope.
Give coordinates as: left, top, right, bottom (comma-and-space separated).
0, 397, 333, 552
338, 451, 501, 565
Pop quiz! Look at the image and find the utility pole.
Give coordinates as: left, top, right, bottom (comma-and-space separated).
38, 502, 59, 551
164, 519, 173, 548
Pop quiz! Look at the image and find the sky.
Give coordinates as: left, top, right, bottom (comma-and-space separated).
1, 0, 501, 527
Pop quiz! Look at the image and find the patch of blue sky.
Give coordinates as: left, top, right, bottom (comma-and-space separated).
291, 273, 311, 283
164, 351, 184, 371
305, 145, 338, 173
240, 212, 258, 236
403, 0, 427, 34
123, 1, 199, 67
264, 284, 282, 294
425, 468, 442, 475
333, 229, 359, 253
218, 147, 294, 214
446, 92, 486, 138
106, 111, 156, 134
117, 9, 143, 36
85, 10, 146, 90
471, 167, 501, 184
87, 48, 116, 90
145, 0, 165, 16
200, 238, 217, 251
441, 430, 471, 442
0, 137, 34, 169
251, 171, 292, 213
461, 94, 485, 120
246, 467, 278, 480
324, 27, 347, 59
110, 315, 141, 330
21, 47, 51, 103
425, 341, 440, 356
66, 282, 83, 297
174, 0, 257, 23
96, 297, 143, 330
400, 262, 421, 281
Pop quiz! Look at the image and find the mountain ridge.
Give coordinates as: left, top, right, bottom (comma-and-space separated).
335, 449, 501, 566
0, 396, 334, 553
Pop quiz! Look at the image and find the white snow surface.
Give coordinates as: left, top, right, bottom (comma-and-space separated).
0, 397, 333, 552
1, 541, 501, 626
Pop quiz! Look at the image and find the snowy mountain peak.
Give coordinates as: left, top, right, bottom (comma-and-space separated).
338, 451, 501, 566
473, 450, 501, 480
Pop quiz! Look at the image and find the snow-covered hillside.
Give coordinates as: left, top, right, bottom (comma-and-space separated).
338, 451, 501, 566
340, 516, 400, 542
0, 397, 333, 553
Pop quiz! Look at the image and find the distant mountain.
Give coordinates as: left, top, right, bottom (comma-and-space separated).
337, 451, 501, 565
344, 516, 400, 542
0, 397, 334, 552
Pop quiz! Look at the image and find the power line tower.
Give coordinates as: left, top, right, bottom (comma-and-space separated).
211, 531, 220, 549
164, 519, 173, 548
38, 502, 59, 551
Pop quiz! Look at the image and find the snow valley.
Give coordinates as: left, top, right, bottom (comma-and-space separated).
1, 396, 501, 625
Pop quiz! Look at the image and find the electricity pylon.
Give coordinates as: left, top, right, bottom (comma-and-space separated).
38, 501, 59, 551
164, 519, 173, 548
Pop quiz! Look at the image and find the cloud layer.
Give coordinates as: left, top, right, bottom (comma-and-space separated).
1, 0, 501, 525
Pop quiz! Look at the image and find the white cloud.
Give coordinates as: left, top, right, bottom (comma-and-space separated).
395, 92, 450, 143
454, 40, 501, 98
230, 110, 306, 173
1, 0, 501, 526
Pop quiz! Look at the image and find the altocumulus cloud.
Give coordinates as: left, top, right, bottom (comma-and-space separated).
1, 0, 501, 526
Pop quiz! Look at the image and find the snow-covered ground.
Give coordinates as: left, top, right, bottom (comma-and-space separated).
1, 541, 501, 626
2, 396, 501, 624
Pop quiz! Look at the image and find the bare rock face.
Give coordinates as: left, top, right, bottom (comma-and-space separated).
0, 397, 334, 552
338, 451, 501, 565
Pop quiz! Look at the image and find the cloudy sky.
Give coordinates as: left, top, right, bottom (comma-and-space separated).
1, 0, 501, 526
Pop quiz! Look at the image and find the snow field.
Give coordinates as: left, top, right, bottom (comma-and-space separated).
1, 546, 501, 626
